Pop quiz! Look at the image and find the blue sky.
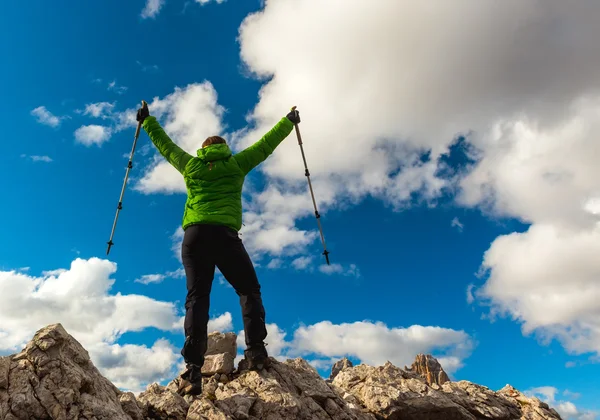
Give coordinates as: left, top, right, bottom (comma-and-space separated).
1, 1, 600, 418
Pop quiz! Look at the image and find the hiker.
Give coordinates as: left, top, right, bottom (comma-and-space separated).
135, 101, 300, 396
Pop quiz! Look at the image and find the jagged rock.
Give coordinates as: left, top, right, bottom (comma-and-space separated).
137, 382, 189, 419
0, 324, 563, 420
0, 323, 132, 420
332, 361, 563, 420
332, 361, 474, 419
207, 332, 237, 357
329, 357, 353, 381
441, 381, 523, 419
409, 353, 451, 386
190, 357, 375, 419
119, 392, 144, 420
498, 385, 563, 420
202, 353, 235, 376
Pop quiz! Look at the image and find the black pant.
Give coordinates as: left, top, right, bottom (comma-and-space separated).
180, 223, 267, 366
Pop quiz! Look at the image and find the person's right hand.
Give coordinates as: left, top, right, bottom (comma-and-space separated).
136, 100, 149, 123
287, 107, 301, 124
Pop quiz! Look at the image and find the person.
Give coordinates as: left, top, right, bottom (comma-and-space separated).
135, 100, 300, 396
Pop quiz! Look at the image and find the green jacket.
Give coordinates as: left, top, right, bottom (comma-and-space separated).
142, 115, 295, 231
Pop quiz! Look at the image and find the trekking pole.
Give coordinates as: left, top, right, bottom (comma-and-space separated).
291, 106, 331, 265
106, 100, 146, 255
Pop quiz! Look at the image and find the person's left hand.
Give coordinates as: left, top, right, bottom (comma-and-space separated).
136, 100, 149, 123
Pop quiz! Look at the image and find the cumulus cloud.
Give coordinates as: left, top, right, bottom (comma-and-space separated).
236, 319, 474, 375
130, 82, 225, 194
141, 0, 165, 19
30, 106, 63, 128
74, 124, 112, 146
0, 258, 230, 391
208, 312, 234, 332
235, 0, 600, 358
0, 258, 181, 353
474, 223, 600, 356
21, 154, 53, 163
101, 0, 600, 357
89, 339, 179, 393
83, 101, 115, 119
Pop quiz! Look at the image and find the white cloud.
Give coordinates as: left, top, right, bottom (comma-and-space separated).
136, 60, 160, 73
21, 154, 52, 163
89, 339, 179, 393
0, 258, 182, 353
474, 223, 600, 357
318, 263, 360, 277
237, 319, 473, 375
129, 82, 225, 194
0, 258, 183, 387
30, 106, 63, 128
195, 0, 226, 5
141, 0, 165, 19
171, 226, 184, 263
0, 258, 236, 391
236, 322, 291, 361
134, 268, 185, 285
108, 80, 128, 95
74, 124, 112, 146
267, 259, 283, 269
526, 386, 596, 420
451, 217, 464, 232
289, 320, 474, 374
231, 0, 600, 290
134, 274, 166, 285
207, 312, 233, 332
292, 256, 313, 271
466, 284, 475, 305
83, 101, 115, 118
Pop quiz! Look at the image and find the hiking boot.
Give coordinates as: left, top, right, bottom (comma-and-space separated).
244, 343, 271, 371
177, 364, 203, 396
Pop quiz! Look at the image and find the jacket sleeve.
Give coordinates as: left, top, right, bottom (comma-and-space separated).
235, 117, 294, 175
142, 116, 193, 174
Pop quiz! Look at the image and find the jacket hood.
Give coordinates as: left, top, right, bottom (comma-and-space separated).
196, 143, 232, 162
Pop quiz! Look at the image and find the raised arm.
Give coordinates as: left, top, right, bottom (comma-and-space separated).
235, 109, 300, 175
137, 102, 193, 174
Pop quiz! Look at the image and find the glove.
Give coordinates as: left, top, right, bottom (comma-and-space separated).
286, 107, 301, 124
136, 100, 149, 123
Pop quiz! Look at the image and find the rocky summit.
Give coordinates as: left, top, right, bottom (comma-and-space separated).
0, 324, 563, 420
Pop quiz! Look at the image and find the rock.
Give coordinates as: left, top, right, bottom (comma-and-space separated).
202, 353, 235, 376
441, 381, 522, 419
0, 323, 563, 420
196, 357, 375, 420
0, 323, 132, 420
119, 391, 144, 420
498, 385, 563, 420
137, 382, 189, 420
329, 357, 353, 381
409, 353, 451, 386
332, 361, 475, 419
207, 332, 237, 357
